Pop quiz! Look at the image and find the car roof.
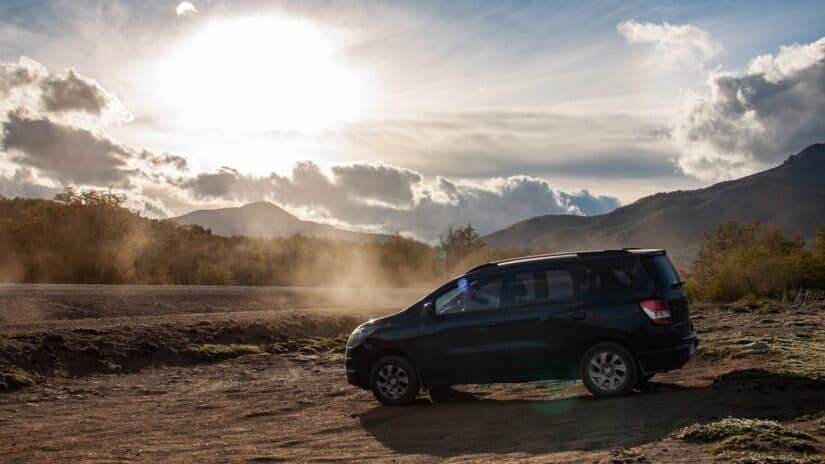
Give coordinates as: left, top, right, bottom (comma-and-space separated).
463, 248, 666, 275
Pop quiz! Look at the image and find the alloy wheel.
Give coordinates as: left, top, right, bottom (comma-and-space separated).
587, 351, 628, 392
375, 364, 410, 400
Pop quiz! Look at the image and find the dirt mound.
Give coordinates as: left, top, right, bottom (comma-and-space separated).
0, 311, 358, 389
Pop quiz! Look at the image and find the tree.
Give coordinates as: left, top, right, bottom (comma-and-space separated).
438, 224, 486, 272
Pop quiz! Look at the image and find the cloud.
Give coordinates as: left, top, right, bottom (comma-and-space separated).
40, 69, 109, 115
332, 163, 421, 206
0, 167, 61, 200
0, 57, 132, 124
176, 2, 197, 17
2, 111, 135, 186
673, 36, 825, 180
178, 162, 620, 241
617, 20, 722, 69
1, 111, 188, 187
322, 111, 673, 183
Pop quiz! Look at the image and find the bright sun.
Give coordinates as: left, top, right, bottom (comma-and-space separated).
158, 17, 366, 132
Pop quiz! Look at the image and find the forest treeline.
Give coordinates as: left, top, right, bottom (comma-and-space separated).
1, 189, 824, 300
0, 190, 533, 288
686, 220, 825, 301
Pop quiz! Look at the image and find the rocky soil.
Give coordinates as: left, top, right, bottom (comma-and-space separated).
1, 285, 823, 463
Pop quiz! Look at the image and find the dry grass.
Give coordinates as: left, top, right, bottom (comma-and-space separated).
730, 453, 825, 464
673, 418, 817, 454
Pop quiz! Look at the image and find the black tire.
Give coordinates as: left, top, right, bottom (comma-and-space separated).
370, 355, 420, 406
580, 342, 638, 398
428, 385, 454, 403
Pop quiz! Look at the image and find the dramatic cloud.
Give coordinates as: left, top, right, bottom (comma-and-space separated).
176, 2, 197, 17
0, 57, 131, 123
673, 36, 825, 180
2, 111, 135, 185
1, 111, 187, 187
179, 162, 620, 241
332, 163, 421, 206
617, 20, 722, 69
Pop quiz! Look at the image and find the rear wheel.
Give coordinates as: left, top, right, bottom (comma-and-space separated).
428, 385, 454, 403
370, 356, 419, 406
581, 343, 638, 398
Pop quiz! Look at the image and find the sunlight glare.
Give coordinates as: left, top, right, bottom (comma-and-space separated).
158, 16, 366, 132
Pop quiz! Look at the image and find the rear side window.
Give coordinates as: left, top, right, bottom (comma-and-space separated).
507, 268, 575, 306
642, 255, 682, 288
580, 258, 653, 297
435, 276, 503, 314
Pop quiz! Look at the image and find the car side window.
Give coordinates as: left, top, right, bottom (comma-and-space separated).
435, 276, 503, 315
506, 268, 575, 307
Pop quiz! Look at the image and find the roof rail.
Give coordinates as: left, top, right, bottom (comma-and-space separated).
462, 248, 665, 275
463, 262, 498, 274
492, 251, 578, 265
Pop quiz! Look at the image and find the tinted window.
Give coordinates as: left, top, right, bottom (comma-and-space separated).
580, 258, 653, 296
642, 255, 682, 288
435, 276, 502, 314
507, 268, 575, 306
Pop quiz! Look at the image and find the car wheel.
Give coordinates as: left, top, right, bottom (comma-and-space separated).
370, 356, 420, 406
580, 343, 638, 398
428, 385, 454, 403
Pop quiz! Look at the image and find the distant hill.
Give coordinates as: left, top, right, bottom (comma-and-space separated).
172, 202, 390, 242
482, 143, 825, 266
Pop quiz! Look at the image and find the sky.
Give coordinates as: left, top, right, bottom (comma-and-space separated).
1, 0, 824, 241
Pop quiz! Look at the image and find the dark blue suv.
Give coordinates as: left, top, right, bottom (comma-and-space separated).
346, 249, 697, 405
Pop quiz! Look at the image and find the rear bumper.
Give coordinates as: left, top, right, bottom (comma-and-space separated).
636, 337, 698, 374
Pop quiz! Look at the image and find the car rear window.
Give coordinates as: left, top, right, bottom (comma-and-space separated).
579, 258, 654, 297
642, 255, 682, 288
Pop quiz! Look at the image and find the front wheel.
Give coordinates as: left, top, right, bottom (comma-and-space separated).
580, 343, 638, 398
370, 356, 420, 406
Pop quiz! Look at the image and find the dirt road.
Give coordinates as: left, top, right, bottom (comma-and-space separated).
1, 286, 823, 463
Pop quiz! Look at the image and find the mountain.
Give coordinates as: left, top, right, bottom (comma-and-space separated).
482, 143, 825, 265
172, 202, 390, 242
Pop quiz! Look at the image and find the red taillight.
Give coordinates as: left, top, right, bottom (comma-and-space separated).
640, 300, 672, 325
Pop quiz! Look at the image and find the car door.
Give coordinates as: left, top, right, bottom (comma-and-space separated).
416, 273, 508, 385
501, 264, 586, 380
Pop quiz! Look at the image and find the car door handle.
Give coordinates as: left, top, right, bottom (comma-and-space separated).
569, 311, 586, 321
480, 322, 498, 329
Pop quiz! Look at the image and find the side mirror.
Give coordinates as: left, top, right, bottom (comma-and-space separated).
423, 301, 438, 318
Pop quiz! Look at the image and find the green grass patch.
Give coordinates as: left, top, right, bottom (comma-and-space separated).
185, 335, 348, 362
0, 367, 39, 391
185, 343, 264, 361
673, 418, 816, 454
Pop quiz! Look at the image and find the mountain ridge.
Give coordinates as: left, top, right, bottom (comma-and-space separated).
482, 143, 825, 265
172, 201, 390, 242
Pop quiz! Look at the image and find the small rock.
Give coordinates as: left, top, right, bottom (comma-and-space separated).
742, 341, 769, 352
